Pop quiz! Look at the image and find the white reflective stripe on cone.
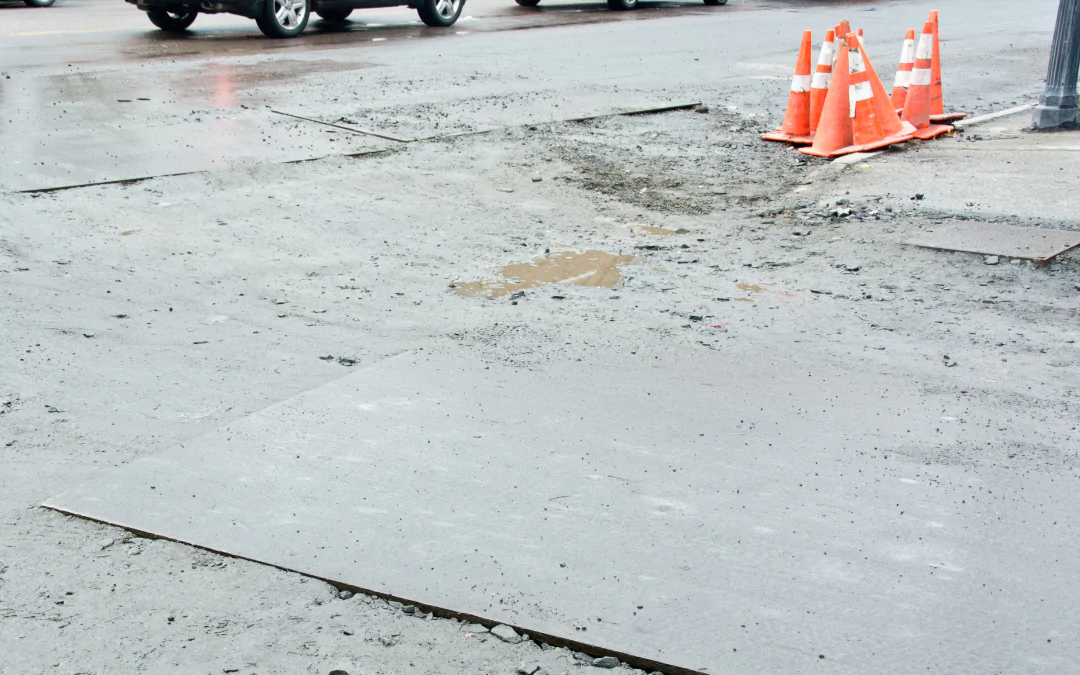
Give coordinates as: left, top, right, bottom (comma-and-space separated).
900, 39, 915, 64
817, 42, 835, 66
790, 74, 812, 93
849, 80, 873, 117
848, 49, 866, 75
894, 70, 912, 89
909, 67, 932, 87
915, 34, 933, 60
812, 71, 832, 89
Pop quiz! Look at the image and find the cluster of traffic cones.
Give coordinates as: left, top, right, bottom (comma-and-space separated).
762, 11, 966, 158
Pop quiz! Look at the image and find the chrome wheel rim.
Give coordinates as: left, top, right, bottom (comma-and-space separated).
433, 0, 460, 19
274, 0, 307, 28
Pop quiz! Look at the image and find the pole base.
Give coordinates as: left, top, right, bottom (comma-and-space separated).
1031, 105, 1079, 130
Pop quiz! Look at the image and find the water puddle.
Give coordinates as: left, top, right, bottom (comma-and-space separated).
734, 282, 794, 303
453, 250, 636, 299
633, 225, 677, 236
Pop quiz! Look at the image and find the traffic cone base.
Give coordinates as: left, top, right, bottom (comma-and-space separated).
930, 112, 967, 123
800, 134, 912, 158
761, 130, 815, 144
912, 123, 953, 140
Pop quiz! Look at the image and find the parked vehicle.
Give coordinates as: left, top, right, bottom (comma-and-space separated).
130, 0, 464, 38
515, 0, 723, 8
23, 0, 56, 6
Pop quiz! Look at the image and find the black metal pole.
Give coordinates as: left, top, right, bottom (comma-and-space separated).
1032, 0, 1080, 128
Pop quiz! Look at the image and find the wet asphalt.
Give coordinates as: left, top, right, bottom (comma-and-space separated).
1, 0, 1056, 191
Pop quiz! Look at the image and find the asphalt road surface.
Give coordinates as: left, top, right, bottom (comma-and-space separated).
0, 0, 1057, 190
2, 1, 1076, 674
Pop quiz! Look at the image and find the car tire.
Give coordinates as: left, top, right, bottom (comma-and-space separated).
514, 0, 540, 5
256, 0, 310, 37
147, 6, 198, 30
702, 0, 727, 5
315, 7, 352, 20
606, 0, 637, 10
24, 0, 56, 6
417, 0, 464, 27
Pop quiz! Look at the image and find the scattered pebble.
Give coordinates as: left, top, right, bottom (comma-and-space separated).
532, 177, 543, 183
792, 227, 811, 237
593, 656, 620, 669
676, 257, 698, 264
338, 590, 354, 600
402, 605, 416, 614
463, 623, 489, 633
516, 663, 540, 675
491, 624, 522, 644
984, 256, 999, 265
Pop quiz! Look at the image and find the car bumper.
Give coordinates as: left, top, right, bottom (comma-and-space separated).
127, 0, 262, 18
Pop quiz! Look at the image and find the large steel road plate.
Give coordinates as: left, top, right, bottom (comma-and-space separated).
44, 349, 1079, 674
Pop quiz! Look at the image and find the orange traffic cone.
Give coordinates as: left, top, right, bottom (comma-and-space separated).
799, 37, 853, 158
928, 9, 966, 123
800, 34, 913, 158
857, 28, 916, 141
763, 30, 814, 144
901, 21, 954, 139
831, 21, 851, 67
809, 30, 836, 134
891, 29, 916, 111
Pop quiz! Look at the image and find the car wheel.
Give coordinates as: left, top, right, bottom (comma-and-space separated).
514, 0, 540, 5
606, 0, 637, 10
702, 0, 727, 5
315, 7, 352, 20
256, 0, 310, 38
147, 6, 198, 30
417, 0, 463, 27
24, 0, 56, 6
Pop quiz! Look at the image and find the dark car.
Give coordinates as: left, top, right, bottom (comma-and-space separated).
130, 0, 464, 38
514, 0, 724, 9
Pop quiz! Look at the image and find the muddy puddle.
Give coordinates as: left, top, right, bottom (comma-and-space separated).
633, 225, 677, 236
734, 282, 793, 302
454, 250, 636, 299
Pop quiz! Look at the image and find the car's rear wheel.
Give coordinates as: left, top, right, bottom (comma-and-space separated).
256, 0, 310, 37
417, 0, 463, 27
24, 0, 57, 6
315, 7, 352, 20
514, 0, 540, 5
606, 0, 637, 10
702, 0, 727, 5
147, 6, 198, 30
